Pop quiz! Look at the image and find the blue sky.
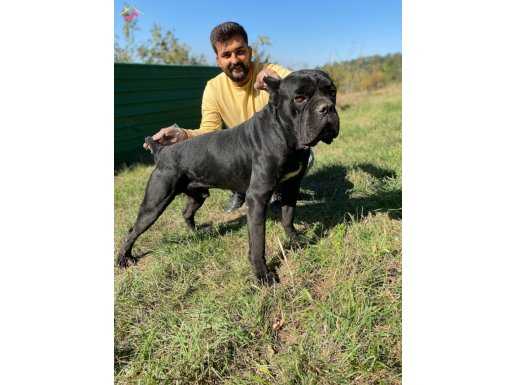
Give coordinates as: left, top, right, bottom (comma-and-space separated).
114, 0, 401, 69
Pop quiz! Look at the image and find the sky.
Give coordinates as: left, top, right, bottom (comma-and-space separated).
114, 0, 401, 69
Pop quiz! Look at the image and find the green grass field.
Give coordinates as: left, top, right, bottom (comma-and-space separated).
114, 84, 402, 385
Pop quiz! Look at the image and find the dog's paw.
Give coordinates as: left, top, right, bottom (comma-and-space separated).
196, 223, 214, 232
285, 230, 310, 249
257, 271, 279, 286
285, 228, 299, 241
117, 254, 137, 268
184, 218, 196, 231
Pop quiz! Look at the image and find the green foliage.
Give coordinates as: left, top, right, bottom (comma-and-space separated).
322, 53, 402, 93
252, 35, 273, 64
114, 86, 402, 384
115, 8, 207, 65
115, 3, 139, 63
114, 35, 134, 63
137, 24, 207, 65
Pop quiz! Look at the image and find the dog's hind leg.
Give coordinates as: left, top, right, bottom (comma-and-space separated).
117, 168, 178, 267
182, 188, 209, 230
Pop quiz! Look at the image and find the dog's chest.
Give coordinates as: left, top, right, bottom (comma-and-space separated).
278, 155, 304, 183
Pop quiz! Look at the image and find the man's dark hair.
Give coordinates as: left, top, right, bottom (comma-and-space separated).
210, 22, 248, 54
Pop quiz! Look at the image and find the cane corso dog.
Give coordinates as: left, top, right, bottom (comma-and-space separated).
117, 70, 340, 284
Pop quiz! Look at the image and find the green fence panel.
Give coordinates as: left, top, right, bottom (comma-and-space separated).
114, 63, 221, 168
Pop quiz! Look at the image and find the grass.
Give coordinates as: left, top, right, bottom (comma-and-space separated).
114, 83, 402, 384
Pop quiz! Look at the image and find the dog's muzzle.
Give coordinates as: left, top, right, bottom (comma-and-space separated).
306, 112, 339, 146
320, 128, 337, 144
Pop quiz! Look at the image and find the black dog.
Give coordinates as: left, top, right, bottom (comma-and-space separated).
117, 70, 340, 284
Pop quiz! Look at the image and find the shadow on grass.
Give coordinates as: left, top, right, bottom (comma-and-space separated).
126, 162, 401, 272
159, 215, 247, 245
264, 162, 401, 277
158, 162, 400, 244
298, 162, 401, 224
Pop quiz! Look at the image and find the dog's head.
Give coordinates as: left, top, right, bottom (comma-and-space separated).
264, 70, 340, 149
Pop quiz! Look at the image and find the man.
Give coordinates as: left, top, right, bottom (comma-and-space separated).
144, 21, 307, 212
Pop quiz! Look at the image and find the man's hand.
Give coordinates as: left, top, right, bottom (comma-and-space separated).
254, 68, 280, 91
143, 124, 188, 150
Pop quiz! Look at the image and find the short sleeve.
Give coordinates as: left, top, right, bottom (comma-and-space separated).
264, 63, 292, 78
185, 80, 222, 138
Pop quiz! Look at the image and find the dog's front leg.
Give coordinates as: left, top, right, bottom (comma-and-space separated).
279, 179, 302, 241
278, 156, 308, 241
246, 187, 275, 285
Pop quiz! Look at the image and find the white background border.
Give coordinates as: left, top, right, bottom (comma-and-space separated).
0, 2, 114, 384
1, 1, 514, 384
403, 1, 515, 384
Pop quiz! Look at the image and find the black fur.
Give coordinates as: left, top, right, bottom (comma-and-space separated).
117, 70, 340, 285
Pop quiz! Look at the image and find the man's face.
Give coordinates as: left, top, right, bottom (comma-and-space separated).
215, 35, 252, 85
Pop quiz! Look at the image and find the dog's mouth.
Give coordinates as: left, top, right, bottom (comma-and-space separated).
302, 128, 336, 148
319, 130, 335, 144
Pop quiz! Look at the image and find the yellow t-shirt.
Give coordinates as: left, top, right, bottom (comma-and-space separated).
185, 61, 291, 138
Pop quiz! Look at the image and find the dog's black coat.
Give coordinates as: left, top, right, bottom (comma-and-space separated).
117, 70, 340, 284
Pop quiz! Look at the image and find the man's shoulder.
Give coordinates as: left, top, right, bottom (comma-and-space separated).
260, 62, 292, 78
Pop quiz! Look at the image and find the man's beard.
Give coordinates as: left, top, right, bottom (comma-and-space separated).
226, 62, 250, 83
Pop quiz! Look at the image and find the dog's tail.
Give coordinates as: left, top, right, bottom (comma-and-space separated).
144, 136, 163, 164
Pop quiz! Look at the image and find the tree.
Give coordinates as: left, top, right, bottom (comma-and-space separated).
322, 53, 402, 93
114, 5, 207, 65
114, 36, 133, 63
114, 4, 140, 63
137, 24, 207, 65
251, 35, 272, 64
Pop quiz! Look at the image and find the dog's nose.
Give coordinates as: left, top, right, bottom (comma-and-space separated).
316, 103, 336, 116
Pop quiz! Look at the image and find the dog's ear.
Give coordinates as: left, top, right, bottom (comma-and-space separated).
264, 76, 281, 93
264, 76, 281, 106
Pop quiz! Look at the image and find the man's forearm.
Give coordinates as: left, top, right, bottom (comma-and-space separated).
184, 125, 221, 139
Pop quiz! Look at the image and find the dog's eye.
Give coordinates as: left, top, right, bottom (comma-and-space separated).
294, 95, 306, 103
